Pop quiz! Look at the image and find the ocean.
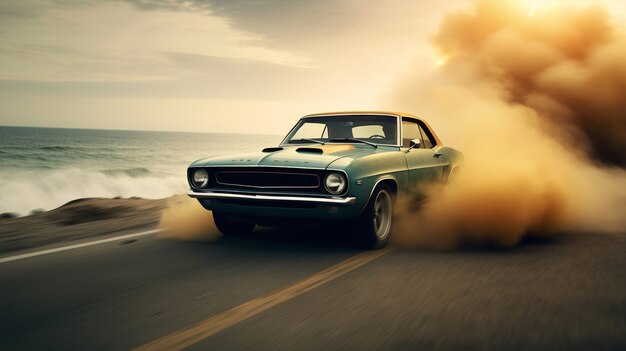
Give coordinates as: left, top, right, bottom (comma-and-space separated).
0, 126, 280, 215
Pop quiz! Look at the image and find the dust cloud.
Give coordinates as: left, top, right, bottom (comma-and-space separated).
158, 195, 221, 241
392, 0, 626, 248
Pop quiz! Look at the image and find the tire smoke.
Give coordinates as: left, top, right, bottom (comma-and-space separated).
158, 195, 221, 241
392, 0, 626, 248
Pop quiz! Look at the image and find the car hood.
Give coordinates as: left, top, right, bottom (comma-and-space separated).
191, 144, 377, 169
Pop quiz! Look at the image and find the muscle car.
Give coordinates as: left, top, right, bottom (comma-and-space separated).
188, 111, 464, 249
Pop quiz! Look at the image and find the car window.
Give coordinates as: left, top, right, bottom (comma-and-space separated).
419, 124, 436, 148
353, 125, 385, 139
291, 122, 326, 140
284, 115, 398, 145
402, 119, 423, 148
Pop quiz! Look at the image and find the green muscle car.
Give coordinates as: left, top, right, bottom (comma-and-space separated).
188, 111, 464, 249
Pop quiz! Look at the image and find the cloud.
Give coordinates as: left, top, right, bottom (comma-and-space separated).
1, 0, 467, 133
0, 4, 40, 18
0, 0, 306, 82
120, 0, 469, 75
0, 54, 320, 99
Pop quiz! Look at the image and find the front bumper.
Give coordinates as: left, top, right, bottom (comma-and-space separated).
187, 190, 356, 205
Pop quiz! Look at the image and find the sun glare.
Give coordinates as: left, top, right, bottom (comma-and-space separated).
526, 0, 595, 17
434, 53, 450, 68
528, 1, 539, 16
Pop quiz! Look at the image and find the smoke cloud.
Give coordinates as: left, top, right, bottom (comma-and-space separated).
158, 195, 221, 242
392, 0, 626, 248
434, 0, 626, 166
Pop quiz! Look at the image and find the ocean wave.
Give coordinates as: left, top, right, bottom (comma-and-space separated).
0, 168, 187, 216
39, 146, 76, 151
101, 168, 152, 178
0, 154, 33, 160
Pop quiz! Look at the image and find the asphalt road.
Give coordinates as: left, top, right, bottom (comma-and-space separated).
1, 228, 625, 350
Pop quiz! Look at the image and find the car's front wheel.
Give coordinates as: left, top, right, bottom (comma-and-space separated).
356, 184, 394, 249
213, 211, 255, 236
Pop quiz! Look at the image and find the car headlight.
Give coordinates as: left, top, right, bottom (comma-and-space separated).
192, 169, 209, 188
325, 172, 347, 195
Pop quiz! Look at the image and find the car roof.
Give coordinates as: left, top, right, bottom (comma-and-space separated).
301, 111, 442, 146
302, 111, 417, 118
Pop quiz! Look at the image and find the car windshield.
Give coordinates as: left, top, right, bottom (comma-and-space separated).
283, 115, 398, 146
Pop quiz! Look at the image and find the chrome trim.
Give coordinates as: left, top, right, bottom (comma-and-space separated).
326, 168, 350, 195
324, 172, 347, 195
215, 170, 321, 189
188, 190, 357, 205
194, 165, 328, 170
302, 112, 399, 118
192, 169, 209, 188
401, 116, 439, 148
397, 115, 402, 148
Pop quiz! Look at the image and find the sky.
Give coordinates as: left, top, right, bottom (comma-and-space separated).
0, 0, 624, 134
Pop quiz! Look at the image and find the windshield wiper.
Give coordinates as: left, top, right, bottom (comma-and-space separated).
291, 138, 325, 145
330, 138, 378, 148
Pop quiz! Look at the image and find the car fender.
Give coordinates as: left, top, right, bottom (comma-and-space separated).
338, 151, 410, 211
435, 146, 465, 183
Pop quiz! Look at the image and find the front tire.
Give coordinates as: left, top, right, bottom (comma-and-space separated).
213, 212, 255, 236
356, 184, 394, 249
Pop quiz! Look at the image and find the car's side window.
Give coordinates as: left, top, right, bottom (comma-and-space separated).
402, 119, 423, 148
418, 123, 436, 148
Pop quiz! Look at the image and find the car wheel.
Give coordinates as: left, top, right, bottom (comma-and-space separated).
357, 184, 394, 249
213, 211, 255, 236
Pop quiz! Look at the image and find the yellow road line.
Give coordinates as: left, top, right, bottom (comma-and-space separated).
135, 249, 390, 351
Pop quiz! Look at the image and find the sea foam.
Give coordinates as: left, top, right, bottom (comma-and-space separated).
0, 126, 280, 216
0, 168, 187, 215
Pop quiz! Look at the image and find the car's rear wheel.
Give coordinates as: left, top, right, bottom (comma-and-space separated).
213, 211, 255, 236
356, 184, 394, 249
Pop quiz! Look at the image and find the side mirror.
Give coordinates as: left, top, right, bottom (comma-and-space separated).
409, 138, 421, 150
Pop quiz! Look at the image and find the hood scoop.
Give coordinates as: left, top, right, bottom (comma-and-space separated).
296, 147, 323, 154
262, 147, 284, 153
296, 144, 356, 155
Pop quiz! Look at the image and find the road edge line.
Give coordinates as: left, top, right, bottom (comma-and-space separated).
0, 229, 161, 264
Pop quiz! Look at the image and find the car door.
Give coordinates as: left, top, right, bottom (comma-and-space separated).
401, 118, 445, 201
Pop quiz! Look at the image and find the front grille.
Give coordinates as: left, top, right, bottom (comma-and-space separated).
215, 171, 320, 189
188, 166, 347, 196
215, 198, 317, 208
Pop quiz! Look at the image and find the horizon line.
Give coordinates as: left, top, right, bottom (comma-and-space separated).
0, 124, 282, 137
